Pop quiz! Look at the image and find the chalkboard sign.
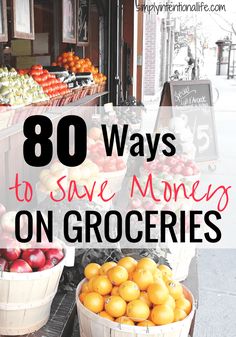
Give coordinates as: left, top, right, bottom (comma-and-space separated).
156, 80, 218, 162
77, 0, 89, 46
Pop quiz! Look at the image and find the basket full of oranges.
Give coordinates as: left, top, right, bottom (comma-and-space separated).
76, 257, 195, 337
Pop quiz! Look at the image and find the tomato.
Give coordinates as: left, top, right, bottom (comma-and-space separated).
30, 69, 42, 76
31, 64, 43, 70
41, 74, 48, 82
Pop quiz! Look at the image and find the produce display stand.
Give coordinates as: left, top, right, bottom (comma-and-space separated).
3, 257, 196, 337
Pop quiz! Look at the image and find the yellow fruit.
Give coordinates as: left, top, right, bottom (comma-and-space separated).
118, 257, 137, 274
163, 295, 176, 310
111, 286, 120, 296
137, 320, 155, 327
162, 274, 172, 284
81, 281, 90, 293
147, 282, 169, 305
158, 265, 173, 278
166, 280, 183, 300
79, 292, 87, 303
119, 281, 140, 302
99, 311, 114, 321
88, 276, 96, 292
174, 308, 187, 322
151, 304, 174, 325
108, 266, 128, 286
137, 258, 157, 273
84, 292, 104, 313
126, 300, 150, 322
92, 275, 113, 296
105, 296, 127, 318
100, 261, 117, 275
115, 316, 135, 326
175, 297, 192, 315
133, 269, 154, 291
152, 268, 163, 282
139, 291, 152, 308
84, 263, 101, 280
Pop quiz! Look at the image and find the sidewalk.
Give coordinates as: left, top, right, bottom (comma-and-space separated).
143, 76, 236, 337
194, 249, 236, 337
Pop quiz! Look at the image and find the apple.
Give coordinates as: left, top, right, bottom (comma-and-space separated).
45, 249, 64, 265
182, 166, 194, 176
1, 247, 21, 261
38, 260, 55, 271
0, 257, 8, 271
22, 249, 46, 269
171, 164, 184, 174
10, 259, 32, 273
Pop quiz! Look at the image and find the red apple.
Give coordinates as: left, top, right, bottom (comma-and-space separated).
10, 259, 32, 273
1, 248, 21, 261
0, 257, 8, 272
38, 260, 55, 271
45, 249, 64, 265
182, 166, 194, 176
22, 249, 46, 269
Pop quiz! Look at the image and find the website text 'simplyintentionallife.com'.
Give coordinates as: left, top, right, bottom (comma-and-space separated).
135, 1, 226, 15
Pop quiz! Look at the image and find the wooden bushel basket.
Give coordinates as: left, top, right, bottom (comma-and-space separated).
0, 247, 66, 336
76, 280, 195, 337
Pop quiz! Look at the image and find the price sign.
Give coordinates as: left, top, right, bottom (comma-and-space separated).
156, 80, 218, 162
77, 0, 89, 46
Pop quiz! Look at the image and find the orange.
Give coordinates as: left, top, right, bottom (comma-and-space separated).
88, 276, 97, 292
137, 258, 157, 273
152, 268, 163, 282
69, 61, 75, 67
162, 274, 172, 284
166, 280, 183, 300
163, 295, 176, 310
139, 291, 152, 308
79, 292, 87, 303
81, 281, 89, 293
175, 297, 192, 315
108, 266, 128, 286
174, 308, 187, 322
100, 261, 117, 275
84, 263, 101, 279
126, 299, 150, 322
118, 257, 137, 274
151, 304, 174, 325
84, 292, 104, 313
111, 286, 120, 296
118, 281, 140, 302
99, 311, 114, 321
147, 282, 169, 305
71, 66, 77, 73
137, 320, 155, 327
92, 275, 112, 296
132, 269, 154, 291
105, 296, 127, 318
115, 316, 135, 326
62, 58, 68, 64
158, 265, 173, 278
